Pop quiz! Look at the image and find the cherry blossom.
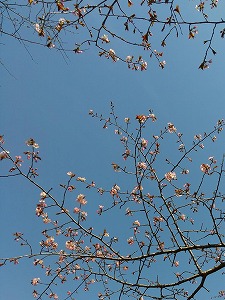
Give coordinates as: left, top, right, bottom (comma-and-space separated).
76, 177, 86, 182
76, 194, 87, 205
31, 278, 40, 286
0, 150, 9, 160
26, 138, 39, 148
200, 163, 211, 174
167, 123, 177, 133
141, 138, 148, 149
127, 237, 134, 245
1, 108, 225, 300
165, 171, 177, 181
101, 34, 110, 43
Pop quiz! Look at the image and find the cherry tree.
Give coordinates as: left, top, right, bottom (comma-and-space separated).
1, 0, 225, 69
1, 103, 225, 300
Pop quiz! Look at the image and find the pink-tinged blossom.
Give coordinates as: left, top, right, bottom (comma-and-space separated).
0, 135, 4, 144
33, 290, 38, 298
111, 163, 120, 172
188, 26, 198, 39
158, 241, 165, 250
35, 23, 44, 36
26, 138, 39, 148
33, 259, 44, 267
80, 211, 87, 221
200, 163, 211, 174
110, 184, 120, 197
96, 250, 103, 257
77, 177, 86, 182
14, 156, 23, 167
127, 237, 134, 245
68, 185, 75, 191
175, 189, 183, 197
10, 258, 19, 264
126, 208, 133, 216
184, 182, 191, 192
97, 205, 104, 215
42, 216, 51, 224
209, 156, 217, 163
0, 150, 9, 160
36, 201, 46, 216
76, 194, 87, 205
153, 216, 164, 224
65, 240, 76, 251
149, 114, 157, 122
126, 56, 133, 63
40, 191, 47, 198
141, 138, 148, 149
174, 261, 179, 267
120, 137, 128, 144
137, 162, 147, 170
131, 185, 143, 202
103, 229, 109, 237
35, 23, 40, 31
73, 207, 80, 214
136, 115, 148, 123
219, 291, 225, 297
179, 214, 186, 221
74, 264, 81, 270
165, 171, 176, 181
31, 278, 40, 285
141, 61, 148, 71
101, 34, 110, 43
49, 293, 58, 299
194, 134, 202, 140
167, 123, 177, 133
41, 236, 58, 249
55, 18, 66, 31
67, 171, 75, 177
115, 129, 121, 135
74, 48, 83, 54
13, 232, 23, 241
123, 149, 130, 160
108, 49, 119, 62
133, 220, 141, 227
94, 243, 101, 250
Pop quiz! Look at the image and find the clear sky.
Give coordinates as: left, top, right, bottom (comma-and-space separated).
1, 1, 225, 299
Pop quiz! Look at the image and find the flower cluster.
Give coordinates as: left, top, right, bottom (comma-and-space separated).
26, 138, 39, 148
167, 123, 177, 133
76, 194, 87, 205
200, 163, 211, 174
165, 171, 177, 181
110, 184, 120, 197
0, 150, 9, 160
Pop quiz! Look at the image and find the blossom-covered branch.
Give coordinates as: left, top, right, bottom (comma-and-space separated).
1, 105, 225, 299
1, 0, 225, 69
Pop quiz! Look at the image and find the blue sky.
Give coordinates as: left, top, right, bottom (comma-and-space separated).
1, 2, 225, 299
